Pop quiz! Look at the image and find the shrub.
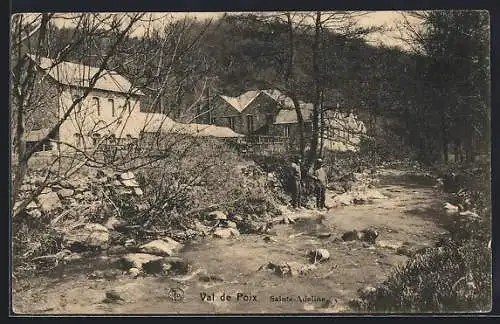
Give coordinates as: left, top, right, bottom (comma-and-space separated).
131, 137, 284, 231
434, 160, 491, 217
354, 241, 491, 313
12, 215, 64, 275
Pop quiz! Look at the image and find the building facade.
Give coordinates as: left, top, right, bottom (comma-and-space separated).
24, 55, 145, 153
207, 89, 367, 152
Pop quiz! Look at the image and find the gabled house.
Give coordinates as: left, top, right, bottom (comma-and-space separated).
208, 88, 367, 152
209, 89, 285, 135
23, 54, 145, 153
207, 88, 314, 137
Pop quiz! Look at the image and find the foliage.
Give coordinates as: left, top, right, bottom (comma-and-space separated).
120, 138, 285, 231
434, 160, 491, 216
353, 241, 491, 313
398, 11, 490, 164
12, 214, 64, 275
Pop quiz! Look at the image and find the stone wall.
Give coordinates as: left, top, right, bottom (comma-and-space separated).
14, 169, 144, 220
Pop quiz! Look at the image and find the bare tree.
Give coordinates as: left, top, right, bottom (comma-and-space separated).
10, 13, 219, 218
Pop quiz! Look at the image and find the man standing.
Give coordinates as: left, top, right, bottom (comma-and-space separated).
312, 158, 328, 210
290, 155, 302, 209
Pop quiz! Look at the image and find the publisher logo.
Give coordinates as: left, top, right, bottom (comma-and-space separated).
168, 288, 184, 302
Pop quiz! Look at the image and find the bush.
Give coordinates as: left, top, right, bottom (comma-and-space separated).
354, 241, 491, 313
131, 137, 284, 231
12, 215, 64, 275
434, 160, 491, 217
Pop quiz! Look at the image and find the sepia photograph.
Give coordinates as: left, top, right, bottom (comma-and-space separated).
9, 10, 491, 315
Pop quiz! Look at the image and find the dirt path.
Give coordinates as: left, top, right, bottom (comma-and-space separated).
12, 168, 449, 314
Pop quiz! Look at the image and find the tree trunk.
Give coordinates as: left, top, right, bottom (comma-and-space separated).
307, 11, 322, 168
319, 89, 325, 157
285, 12, 305, 158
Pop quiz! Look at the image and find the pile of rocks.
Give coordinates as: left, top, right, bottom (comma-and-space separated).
189, 209, 275, 238
13, 169, 145, 219
203, 210, 241, 238
117, 238, 190, 277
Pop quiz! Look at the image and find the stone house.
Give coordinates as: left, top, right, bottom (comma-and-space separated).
205, 89, 315, 136
22, 54, 145, 153
206, 89, 366, 151
206, 89, 284, 135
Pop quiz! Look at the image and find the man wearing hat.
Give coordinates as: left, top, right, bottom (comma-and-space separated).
311, 157, 328, 210
289, 155, 302, 209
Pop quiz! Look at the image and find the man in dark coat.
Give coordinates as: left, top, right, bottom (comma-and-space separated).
290, 155, 302, 209
311, 158, 328, 209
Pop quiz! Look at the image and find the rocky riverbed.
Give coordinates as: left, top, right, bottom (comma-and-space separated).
12, 167, 457, 314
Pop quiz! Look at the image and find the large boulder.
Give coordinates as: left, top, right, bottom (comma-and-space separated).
121, 179, 140, 187
376, 239, 404, 250
63, 223, 110, 251
213, 227, 239, 239
58, 188, 75, 198
41, 187, 52, 194
262, 261, 316, 277
104, 216, 128, 231
142, 256, 190, 275
208, 210, 227, 221
342, 230, 359, 242
120, 172, 135, 180
358, 228, 379, 244
27, 209, 42, 219
26, 201, 38, 210
139, 238, 182, 256
119, 253, 163, 270
60, 177, 85, 190
223, 220, 238, 229
307, 248, 330, 263
36, 191, 63, 214
443, 202, 459, 214
192, 219, 210, 235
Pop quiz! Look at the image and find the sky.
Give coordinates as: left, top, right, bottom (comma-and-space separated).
46, 11, 422, 51
130, 11, 422, 50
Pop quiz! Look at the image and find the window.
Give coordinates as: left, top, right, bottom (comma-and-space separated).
283, 125, 290, 138
26, 139, 51, 153
226, 117, 235, 130
266, 113, 273, 124
92, 133, 101, 146
246, 115, 254, 133
108, 99, 115, 117
127, 101, 132, 113
92, 97, 100, 116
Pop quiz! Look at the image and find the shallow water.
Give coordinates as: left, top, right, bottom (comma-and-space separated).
13, 168, 448, 314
